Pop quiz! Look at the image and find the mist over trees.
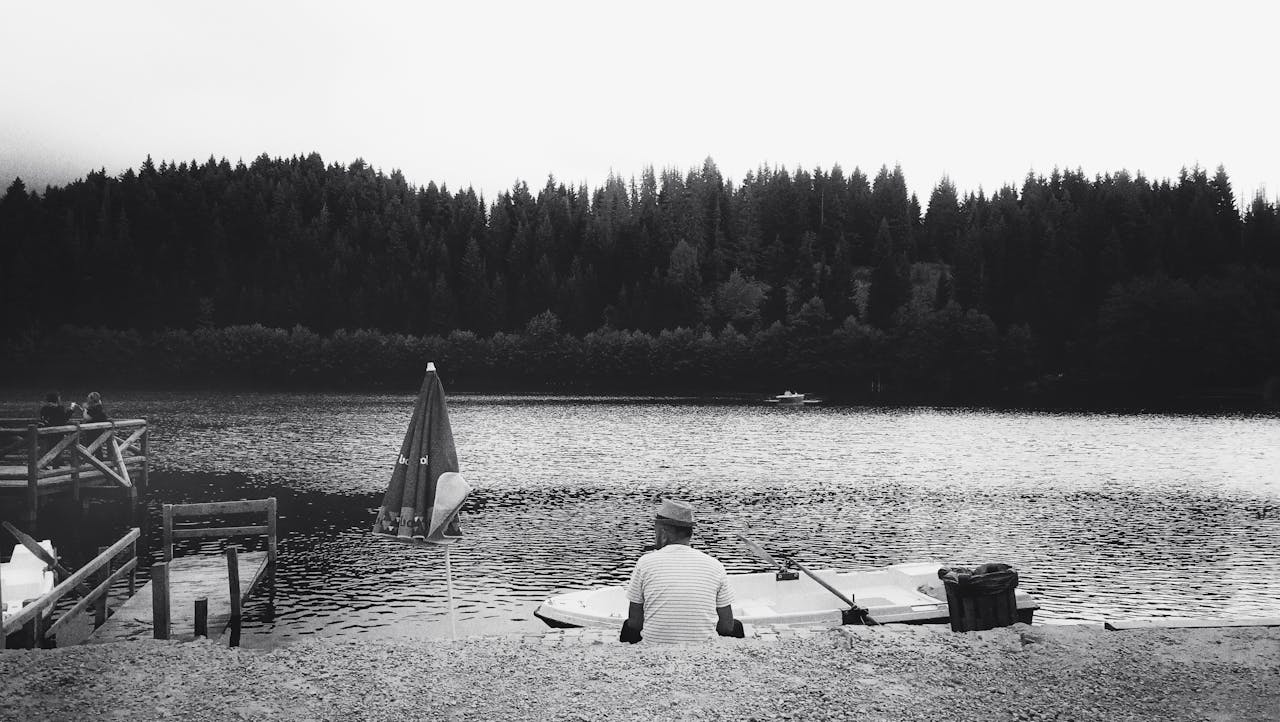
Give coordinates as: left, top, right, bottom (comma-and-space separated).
2, 153, 1278, 405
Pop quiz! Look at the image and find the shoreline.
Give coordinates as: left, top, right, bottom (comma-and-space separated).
2, 623, 1277, 721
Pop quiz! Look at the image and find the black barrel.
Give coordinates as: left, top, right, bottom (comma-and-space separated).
939, 563, 1023, 632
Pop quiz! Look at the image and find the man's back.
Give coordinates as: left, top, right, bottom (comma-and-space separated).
40, 403, 70, 427
626, 544, 734, 644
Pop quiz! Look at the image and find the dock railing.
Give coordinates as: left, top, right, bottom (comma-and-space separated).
0, 419, 149, 528
0, 527, 140, 649
155, 498, 277, 644
161, 498, 278, 567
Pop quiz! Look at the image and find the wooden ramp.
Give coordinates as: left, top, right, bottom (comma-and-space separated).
86, 551, 269, 643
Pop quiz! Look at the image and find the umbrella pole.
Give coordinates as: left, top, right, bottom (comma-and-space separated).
445, 545, 457, 640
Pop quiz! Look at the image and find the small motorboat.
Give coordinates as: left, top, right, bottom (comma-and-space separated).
768, 391, 819, 405
1, 539, 57, 625
534, 560, 1038, 629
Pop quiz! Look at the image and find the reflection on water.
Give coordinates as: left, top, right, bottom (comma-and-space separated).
2, 392, 1278, 644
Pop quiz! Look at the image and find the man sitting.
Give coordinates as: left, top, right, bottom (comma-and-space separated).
621, 498, 742, 643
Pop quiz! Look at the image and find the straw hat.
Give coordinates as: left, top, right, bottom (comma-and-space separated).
655, 498, 696, 528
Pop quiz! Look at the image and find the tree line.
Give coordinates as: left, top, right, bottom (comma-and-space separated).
2, 154, 1278, 405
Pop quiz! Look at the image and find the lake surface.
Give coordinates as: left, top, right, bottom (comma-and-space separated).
3, 391, 1278, 646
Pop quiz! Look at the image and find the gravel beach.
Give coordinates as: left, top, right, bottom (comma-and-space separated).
2, 623, 1278, 721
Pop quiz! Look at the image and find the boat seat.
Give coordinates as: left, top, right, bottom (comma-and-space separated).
736, 603, 776, 618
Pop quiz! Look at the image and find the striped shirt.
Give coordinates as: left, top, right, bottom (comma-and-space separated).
625, 544, 735, 644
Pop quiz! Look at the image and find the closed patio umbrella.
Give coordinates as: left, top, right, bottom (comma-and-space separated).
374, 362, 472, 544
373, 362, 472, 636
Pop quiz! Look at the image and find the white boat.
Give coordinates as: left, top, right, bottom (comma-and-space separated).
1, 540, 57, 625
769, 391, 816, 405
534, 561, 1038, 628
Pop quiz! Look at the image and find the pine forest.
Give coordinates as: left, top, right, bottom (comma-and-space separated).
2, 154, 1278, 406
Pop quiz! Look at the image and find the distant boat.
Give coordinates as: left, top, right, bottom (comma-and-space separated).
1, 539, 56, 625
767, 390, 819, 405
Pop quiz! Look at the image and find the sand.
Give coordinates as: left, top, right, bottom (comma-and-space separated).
1, 623, 1278, 721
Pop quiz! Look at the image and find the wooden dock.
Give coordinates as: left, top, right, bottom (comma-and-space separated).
0, 419, 149, 530
86, 497, 277, 646
85, 551, 270, 643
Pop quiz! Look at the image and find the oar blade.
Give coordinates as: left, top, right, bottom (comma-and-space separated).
737, 534, 785, 570
2, 520, 65, 576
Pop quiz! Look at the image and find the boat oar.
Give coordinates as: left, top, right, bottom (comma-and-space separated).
3, 521, 70, 576
737, 534, 873, 625
2, 521, 93, 597
737, 534, 789, 574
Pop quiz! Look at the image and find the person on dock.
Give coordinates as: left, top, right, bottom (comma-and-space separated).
38, 391, 78, 467
82, 391, 109, 423
39, 391, 76, 427
81, 391, 112, 459
621, 498, 742, 644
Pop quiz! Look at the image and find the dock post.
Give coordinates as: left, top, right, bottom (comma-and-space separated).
267, 497, 278, 570
139, 419, 149, 492
195, 598, 208, 638
162, 504, 174, 562
128, 535, 137, 595
26, 426, 39, 531
70, 425, 81, 504
26, 601, 54, 649
151, 562, 170, 640
23, 600, 37, 648
95, 545, 110, 628
227, 546, 241, 647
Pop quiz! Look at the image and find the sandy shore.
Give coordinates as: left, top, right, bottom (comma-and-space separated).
1, 623, 1278, 721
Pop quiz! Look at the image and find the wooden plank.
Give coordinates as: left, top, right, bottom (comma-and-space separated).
152, 563, 170, 639
84, 552, 269, 644
139, 424, 148, 490
162, 504, 174, 562
110, 437, 131, 487
44, 558, 137, 638
70, 420, 145, 432
0, 458, 143, 484
33, 424, 79, 436
1104, 617, 1280, 631
117, 426, 146, 455
194, 598, 208, 638
37, 433, 76, 469
94, 545, 110, 627
171, 525, 270, 540
72, 448, 129, 488
266, 497, 277, 567
169, 499, 275, 517
227, 547, 241, 647
80, 435, 109, 458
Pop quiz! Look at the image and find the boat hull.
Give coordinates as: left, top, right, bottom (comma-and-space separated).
2, 540, 57, 624
534, 561, 1038, 628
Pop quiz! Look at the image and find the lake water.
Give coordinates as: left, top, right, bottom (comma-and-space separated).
3, 391, 1279, 646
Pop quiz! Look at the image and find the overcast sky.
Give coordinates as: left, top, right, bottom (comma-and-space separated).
2, 1, 1276, 205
